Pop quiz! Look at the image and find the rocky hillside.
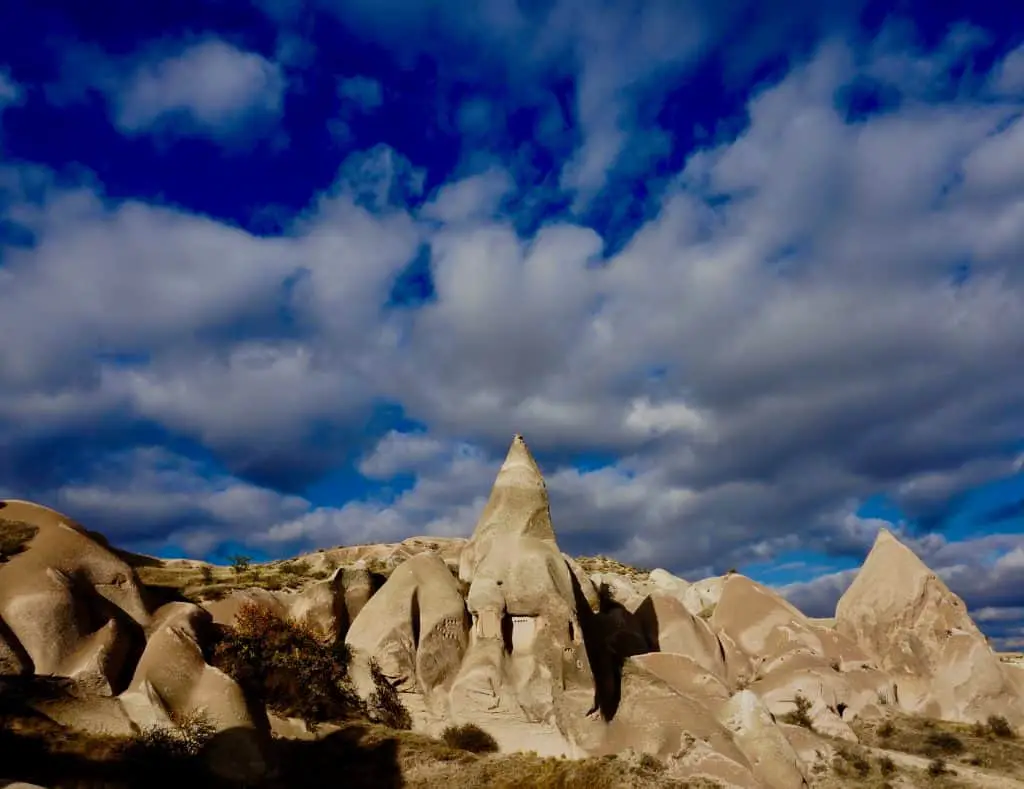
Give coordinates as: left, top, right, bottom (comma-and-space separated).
1, 435, 1023, 789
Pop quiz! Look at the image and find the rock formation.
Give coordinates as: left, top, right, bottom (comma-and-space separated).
836, 527, 1024, 725
3, 436, 1024, 789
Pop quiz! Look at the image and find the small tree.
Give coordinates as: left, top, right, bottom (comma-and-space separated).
367, 659, 412, 730
199, 565, 214, 584
211, 603, 365, 729
229, 554, 252, 575
780, 693, 814, 729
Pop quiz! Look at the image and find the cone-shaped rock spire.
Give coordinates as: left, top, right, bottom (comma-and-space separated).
470, 433, 556, 545
836, 526, 1024, 723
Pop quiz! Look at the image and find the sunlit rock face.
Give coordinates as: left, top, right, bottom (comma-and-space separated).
0, 499, 150, 694
451, 435, 595, 742
836, 528, 1024, 725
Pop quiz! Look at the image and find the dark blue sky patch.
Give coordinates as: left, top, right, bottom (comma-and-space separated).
386, 243, 436, 308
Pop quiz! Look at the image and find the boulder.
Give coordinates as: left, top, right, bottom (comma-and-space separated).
120, 602, 269, 783
346, 552, 468, 702
0, 500, 148, 693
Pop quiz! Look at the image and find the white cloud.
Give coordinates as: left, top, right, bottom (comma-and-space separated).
3, 24, 1024, 639
420, 168, 514, 223
991, 43, 1024, 96
112, 39, 285, 140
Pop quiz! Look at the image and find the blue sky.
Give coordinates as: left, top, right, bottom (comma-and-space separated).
2, 0, 1024, 646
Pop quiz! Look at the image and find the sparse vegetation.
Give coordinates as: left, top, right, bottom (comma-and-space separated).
927, 757, 950, 777
986, 714, 1015, 738
852, 712, 1024, 781
0, 518, 39, 563
780, 692, 814, 729
574, 554, 651, 581
832, 746, 871, 778
924, 731, 964, 756
878, 755, 896, 776
199, 564, 215, 584
211, 602, 366, 729
368, 658, 412, 730
123, 708, 217, 765
229, 554, 252, 574
441, 723, 500, 754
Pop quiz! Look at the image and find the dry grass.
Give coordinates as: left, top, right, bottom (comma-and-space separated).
0, 517, 39, 563
406, 747, 719, 789
135, 561, 319, 603
575, 554, 651, 582
852, 713, 1024, 779
0, 708, 719, 789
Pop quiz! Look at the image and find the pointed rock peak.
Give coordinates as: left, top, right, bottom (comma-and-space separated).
501, 433, 540, 471
862, 526, 929, 576
468, 433, 556, 545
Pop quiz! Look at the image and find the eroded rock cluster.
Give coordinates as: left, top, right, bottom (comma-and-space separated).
1, 434, 1022, 789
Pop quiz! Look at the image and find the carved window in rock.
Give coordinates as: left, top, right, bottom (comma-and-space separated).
503, 615, 538, 654
434, 617, 463, 641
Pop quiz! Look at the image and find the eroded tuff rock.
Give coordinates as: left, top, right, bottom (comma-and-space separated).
5, 437, 1024, 788
345, 552, 469, 705
0, 500, 149, 693
450, 435, 595, 750
0, 499, 270, 784
836, 527, 1024, 724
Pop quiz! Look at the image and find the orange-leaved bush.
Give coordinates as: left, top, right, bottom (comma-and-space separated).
211, 602, 365, 728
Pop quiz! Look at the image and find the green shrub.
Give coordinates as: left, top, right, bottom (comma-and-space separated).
367, 658, 412, 730
927, 757, 949, 777
925, 731, 964, 755
987, 714, 1015, 738
199, 565, 214, 584
121, 709, 216, 771
780, 693, 814, 729
229, 554, 252, 574
211, 602, 365, 729
441, 723, 500, 754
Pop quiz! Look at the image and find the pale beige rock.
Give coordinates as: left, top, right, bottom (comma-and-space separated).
0, 500, 149, 693
346, 552, 468, 701
630, 652, 731, 704
450, 436, 596, 750
30, 693, 138, 737
564, 553, 600, 612
836, 528, 1024, 724
716, 690, 809, 789
592, 658, 758, 785
122, 602, 268, 783
634, 593, 726, 679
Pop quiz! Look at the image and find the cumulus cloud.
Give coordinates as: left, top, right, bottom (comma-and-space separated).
51, 38, 286, 143
3, 12, 1024, 642
115, 39, 285, 139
